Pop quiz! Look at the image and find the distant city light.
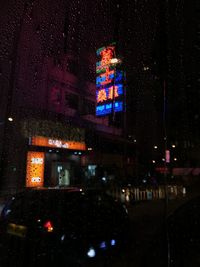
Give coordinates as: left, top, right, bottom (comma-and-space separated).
111, 239, 116, 246
172, 144, 176, 148
99, 241, 106, 249
134, 139, 137, 143
162, 158, 165, 162
152, 160, 156, 163
143, 66, 150, 71
61, 235, 65, 241
174, 158, 177, 161
154, 145, 158, 149
87, 147, 93, 151
8, 117, 13, 122
87, 247, 96, 258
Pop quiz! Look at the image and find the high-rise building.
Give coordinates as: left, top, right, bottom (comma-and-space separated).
0, 0, 135, 194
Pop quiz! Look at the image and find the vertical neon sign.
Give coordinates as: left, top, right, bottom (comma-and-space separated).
96, 44, 124, 116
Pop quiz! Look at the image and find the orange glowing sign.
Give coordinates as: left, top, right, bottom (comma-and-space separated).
31, 136, 86, 151
107, 86, 119, 99
97, 89, 107, 103
97, 86, 119, 103
26, 151, 45, 187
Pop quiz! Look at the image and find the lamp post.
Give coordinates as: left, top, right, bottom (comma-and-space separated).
110, 57, 127, 179
110, 57, 122, 123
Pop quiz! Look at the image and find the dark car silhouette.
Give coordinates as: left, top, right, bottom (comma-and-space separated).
167, 196, 200, 267
0, 187, 130, 267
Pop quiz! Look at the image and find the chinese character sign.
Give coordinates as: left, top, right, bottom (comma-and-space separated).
96, 44, 124, 116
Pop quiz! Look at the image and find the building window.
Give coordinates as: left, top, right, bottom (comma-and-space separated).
88, 165, 97, 177
67, 59, 78, 75
82, 100, 95, 115
65, 93, 79, 109
50, 87, 61, 105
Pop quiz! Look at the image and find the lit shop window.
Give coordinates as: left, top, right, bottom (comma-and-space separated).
26, 151, 45, 187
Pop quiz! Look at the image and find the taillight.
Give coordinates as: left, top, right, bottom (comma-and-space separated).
43, 220, 54, 232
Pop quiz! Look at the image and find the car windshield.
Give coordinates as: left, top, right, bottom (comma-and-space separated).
0, 1, 199, 266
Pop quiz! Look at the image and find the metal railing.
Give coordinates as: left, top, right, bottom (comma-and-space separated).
107, 185, 186, 203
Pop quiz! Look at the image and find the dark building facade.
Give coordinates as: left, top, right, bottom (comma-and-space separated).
0, 0, 136, 195
151, 0, 200, 183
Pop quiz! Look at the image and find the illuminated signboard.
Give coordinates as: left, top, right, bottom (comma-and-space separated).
96, 43, 124, 116
31, 136, 86, 151
26, 151, 45, 187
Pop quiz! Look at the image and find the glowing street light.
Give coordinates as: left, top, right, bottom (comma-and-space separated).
143, 66, 150, 71
8, 117, 14, 122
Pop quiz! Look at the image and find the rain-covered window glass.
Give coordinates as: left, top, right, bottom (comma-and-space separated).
65, 93, 79, 109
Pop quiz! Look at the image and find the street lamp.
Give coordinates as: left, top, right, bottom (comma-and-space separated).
8, 117, 14, 122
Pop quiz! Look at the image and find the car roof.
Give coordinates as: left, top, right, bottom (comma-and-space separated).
13, 187, 109, 198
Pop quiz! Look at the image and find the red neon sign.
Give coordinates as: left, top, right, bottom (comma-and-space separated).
100, 47, 115, 67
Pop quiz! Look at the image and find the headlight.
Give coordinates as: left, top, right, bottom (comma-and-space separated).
87, 247, 96, 258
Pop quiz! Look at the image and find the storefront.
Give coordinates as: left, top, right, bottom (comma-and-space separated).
26, 136, 86, 188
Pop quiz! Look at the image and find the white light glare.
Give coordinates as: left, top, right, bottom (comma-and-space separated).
8, 117, 13, 122
111, 239, 116, 246
87, 247, 96, 258
61, 235, 65, 241
110, 58, 121, 64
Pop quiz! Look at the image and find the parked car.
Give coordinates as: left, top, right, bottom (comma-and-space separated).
0, 187, 130, 267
